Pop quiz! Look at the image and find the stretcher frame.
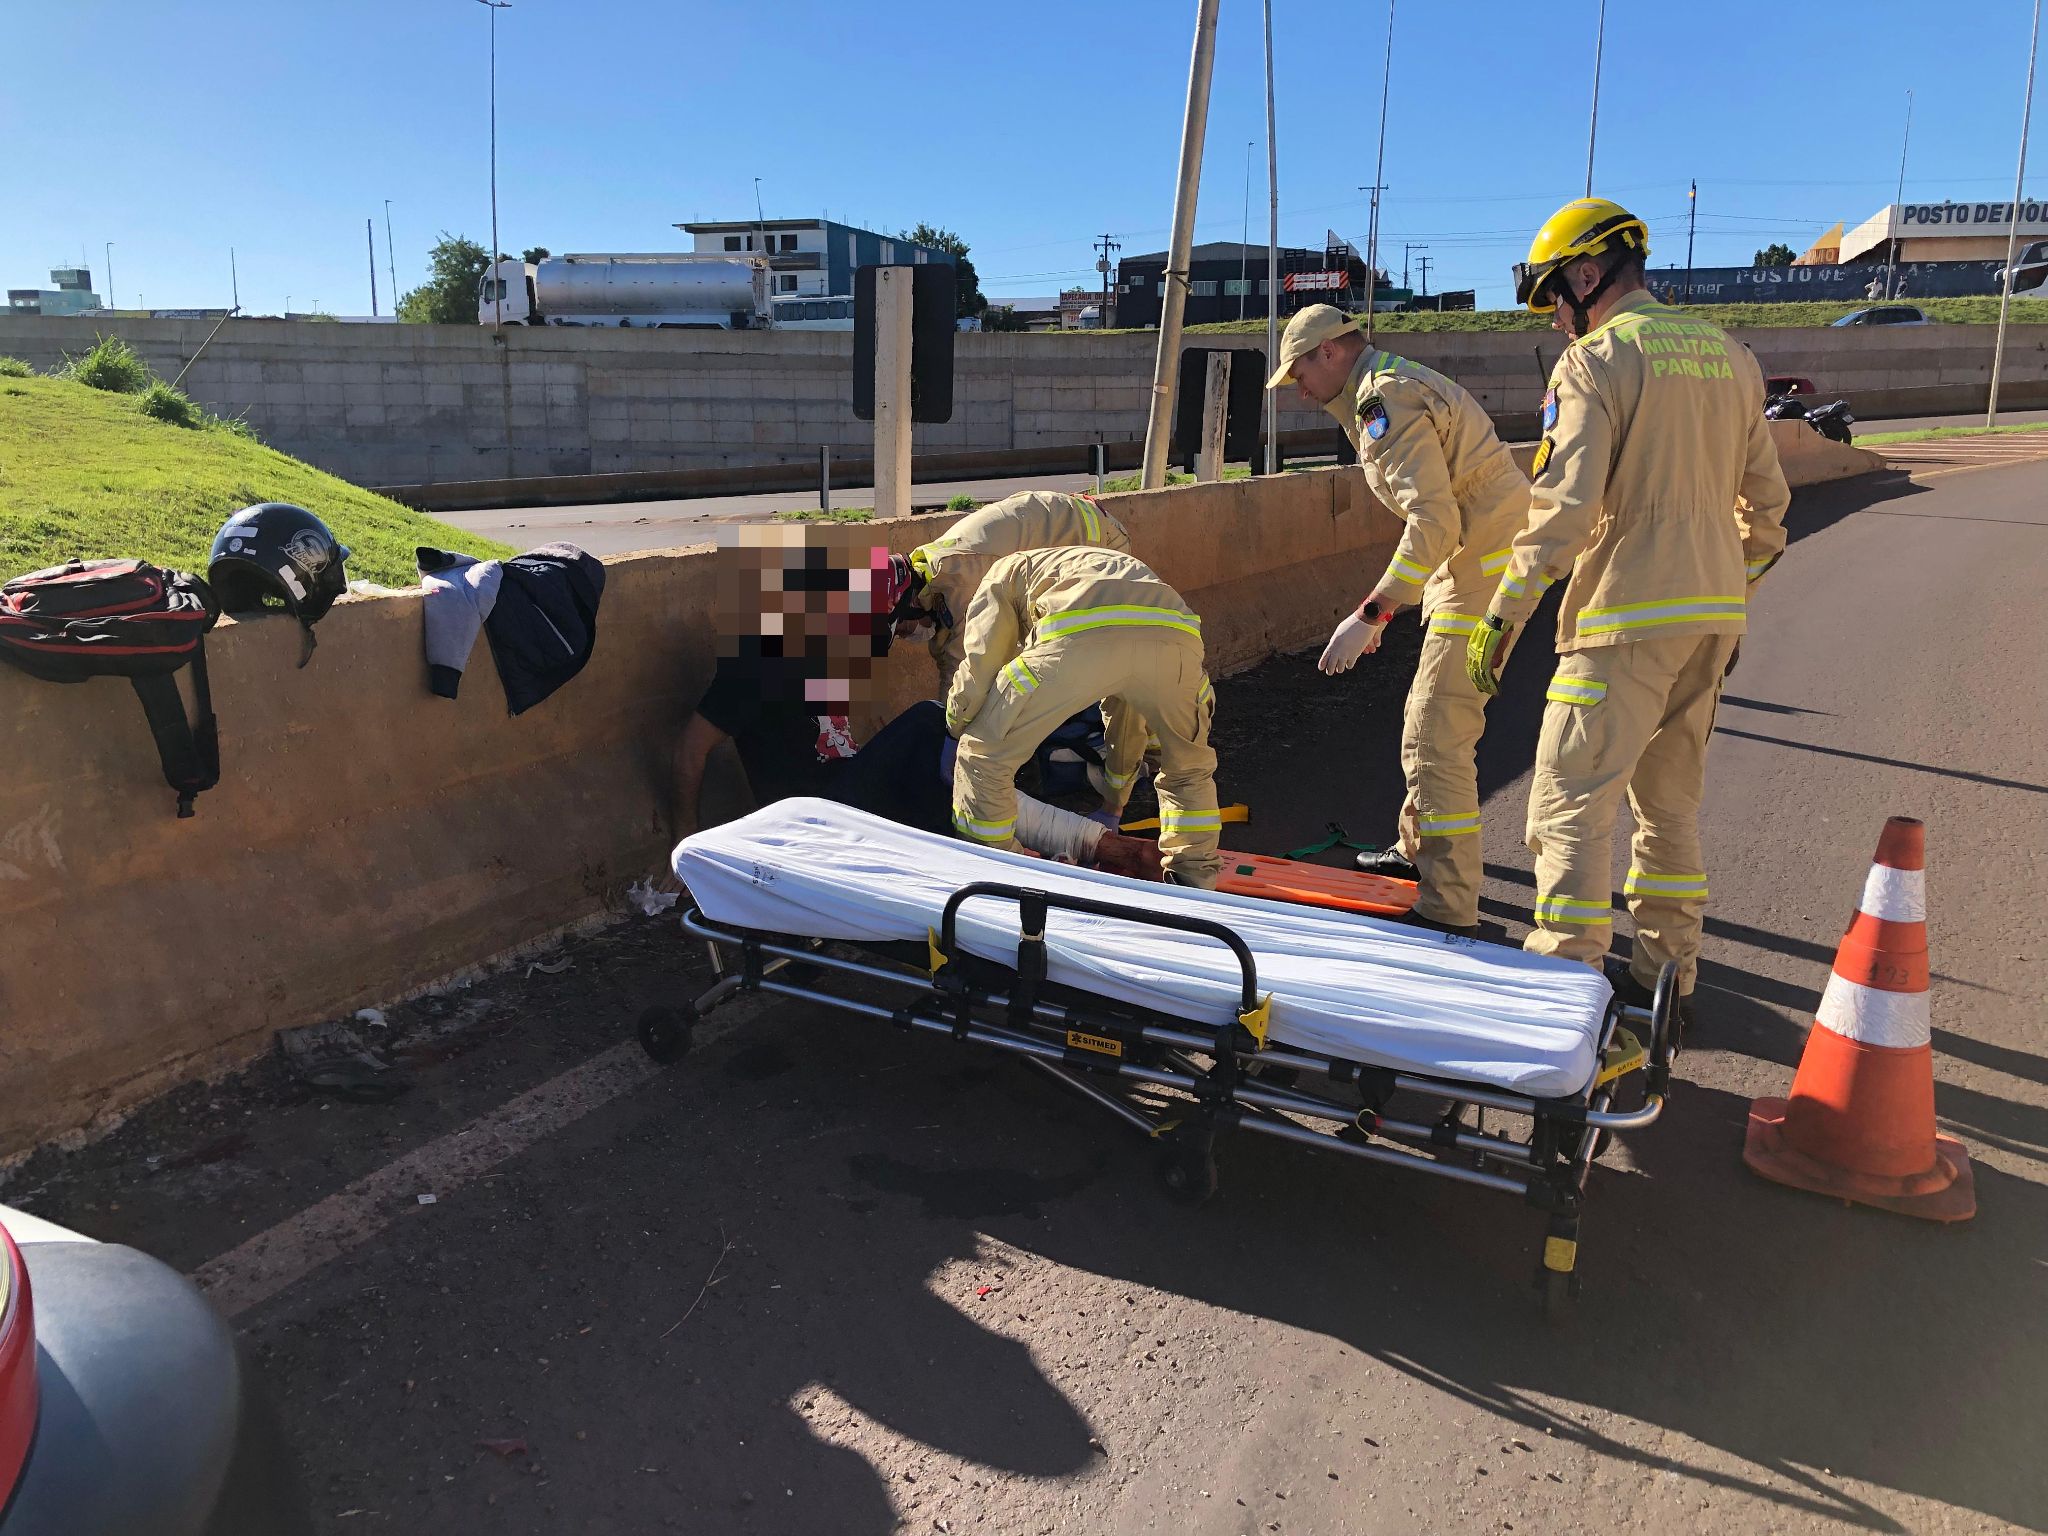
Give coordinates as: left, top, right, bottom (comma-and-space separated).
642, 881, 1678, 1319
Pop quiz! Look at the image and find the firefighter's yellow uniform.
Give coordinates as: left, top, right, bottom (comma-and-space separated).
1480, 288, 1790, 993
945, 547, 1221, 889
1326, 347, 1531, 929
909, 491, 1131, 688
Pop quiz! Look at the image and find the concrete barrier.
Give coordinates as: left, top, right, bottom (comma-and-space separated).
0, 467, 1399, 1157
0, 426, 1880, 1158
0, 313, 2028, 495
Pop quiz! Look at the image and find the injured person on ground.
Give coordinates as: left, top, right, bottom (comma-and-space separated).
670, 529, 1163, 880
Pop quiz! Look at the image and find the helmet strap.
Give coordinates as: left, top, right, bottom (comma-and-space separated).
297, 621, 317, 670
1558, 248, 1628, 338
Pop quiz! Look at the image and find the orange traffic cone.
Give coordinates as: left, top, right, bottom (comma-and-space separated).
1744, 816, 1975, 1221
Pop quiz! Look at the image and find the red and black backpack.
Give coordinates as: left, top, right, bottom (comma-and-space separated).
0, 559, 221, 816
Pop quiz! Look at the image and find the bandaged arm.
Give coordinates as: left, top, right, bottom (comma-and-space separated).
1015, 793, 1106, 863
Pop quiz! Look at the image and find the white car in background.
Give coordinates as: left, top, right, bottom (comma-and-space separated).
1997, 240, 2048, 293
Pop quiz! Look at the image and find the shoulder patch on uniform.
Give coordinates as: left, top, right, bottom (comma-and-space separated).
1358, 392, 1389, 441
1531, 437, 1554, 476
1540, 388, 1558, 432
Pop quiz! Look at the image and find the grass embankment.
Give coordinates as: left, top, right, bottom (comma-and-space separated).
1855, 421, 2048, 446
1075, 295, 2048, 337
0, 369, 509, 588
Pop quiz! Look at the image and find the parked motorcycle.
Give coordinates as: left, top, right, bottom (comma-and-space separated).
1764, 391, 1855, 446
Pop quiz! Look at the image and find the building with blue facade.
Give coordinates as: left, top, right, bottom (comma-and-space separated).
677, 218, 951, 301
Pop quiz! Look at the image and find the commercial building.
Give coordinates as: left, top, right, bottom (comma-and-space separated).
1111, 239, 1374, 329
1839, 197, 2048, 265
676, 218, 952, 300
6, 267, 104, 318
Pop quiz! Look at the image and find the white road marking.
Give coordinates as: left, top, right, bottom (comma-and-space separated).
193, 996, 775, 1319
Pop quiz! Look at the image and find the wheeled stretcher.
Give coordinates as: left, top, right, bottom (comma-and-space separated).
645, 800, 1678, 1317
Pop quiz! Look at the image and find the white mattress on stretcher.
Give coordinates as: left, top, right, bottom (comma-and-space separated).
674, 799, 1614, 1099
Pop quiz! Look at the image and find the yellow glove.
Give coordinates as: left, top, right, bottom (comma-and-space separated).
1466, 615, 1512, 696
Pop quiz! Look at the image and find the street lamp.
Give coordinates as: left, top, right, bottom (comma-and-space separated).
477, 0, 512, 329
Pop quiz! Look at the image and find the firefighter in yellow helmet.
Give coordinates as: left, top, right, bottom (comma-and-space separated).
945, 546, 1222, 889
1267, 303, 1532, 937
1467, 197, 1791, 1024
886, 491, 1131, 691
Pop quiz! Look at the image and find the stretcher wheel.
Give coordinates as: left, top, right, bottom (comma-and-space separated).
1154, 1131, 1218, 1207
637, 1005, 693, 1064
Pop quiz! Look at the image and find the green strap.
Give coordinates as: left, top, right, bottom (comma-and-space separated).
1284, 821, 1381, 860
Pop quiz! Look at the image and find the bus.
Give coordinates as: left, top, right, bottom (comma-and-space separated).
769, 295, 855, 330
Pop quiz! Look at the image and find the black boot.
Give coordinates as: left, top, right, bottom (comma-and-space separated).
1355, 845, 1420, 881
1400, 909, 1481, 940
1611, 970, 1696, 1038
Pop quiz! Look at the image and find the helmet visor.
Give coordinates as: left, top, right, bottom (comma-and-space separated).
1513, 260, 1559, 314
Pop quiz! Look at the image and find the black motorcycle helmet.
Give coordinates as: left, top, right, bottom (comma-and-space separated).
207, 503, 350, 666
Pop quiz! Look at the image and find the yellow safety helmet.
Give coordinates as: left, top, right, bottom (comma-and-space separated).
1513, 197, 1651, 315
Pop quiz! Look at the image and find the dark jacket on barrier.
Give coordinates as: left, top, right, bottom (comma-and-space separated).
484, 543, 605, 715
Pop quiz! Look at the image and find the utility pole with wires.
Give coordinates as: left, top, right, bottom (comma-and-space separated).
229, 247, 240, 312
1989, 0, 2042, 425
1402, 242, 1427, 290
1684, 180, 1697, 303
1585, 0, 1606, 196
367, 218, 380, 317
384, 199, 398, 315
1095, 233, 1121, 329
1363, 0, 1395, 342
477, 0, 511, 328
1416, 254, 1433, 296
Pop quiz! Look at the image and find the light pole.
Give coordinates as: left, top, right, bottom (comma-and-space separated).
104, 242, 114, 310
1585, 0, 1606, 196
1684, 180, 1697, 303
1402, 241, 1427, 290
1990, 0, 2043, 425
1239, 139, 1254, 321
1887, 90, 1913, 300
1263, 0, 1280, 474
477, 0, 511, 329
384, 199, 398, 313
1364, 0, 1395, 342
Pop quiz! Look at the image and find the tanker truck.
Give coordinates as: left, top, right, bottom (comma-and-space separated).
478, 252, 772, 328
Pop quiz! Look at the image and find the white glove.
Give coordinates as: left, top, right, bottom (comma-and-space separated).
1318, 609, 1385, 675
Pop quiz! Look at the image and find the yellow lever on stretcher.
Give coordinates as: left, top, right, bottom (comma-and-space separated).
1120, 803, 1249, 834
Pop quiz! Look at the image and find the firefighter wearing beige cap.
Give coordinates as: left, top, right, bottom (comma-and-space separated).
1266, 304, 1531, 936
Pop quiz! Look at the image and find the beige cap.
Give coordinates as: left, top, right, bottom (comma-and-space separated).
1264, 303, 1365, 388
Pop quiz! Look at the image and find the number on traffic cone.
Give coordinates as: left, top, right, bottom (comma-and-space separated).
1743, 816, 1975, 1221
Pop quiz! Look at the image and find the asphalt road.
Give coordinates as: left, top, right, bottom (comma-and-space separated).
14, 456, 2046, 1534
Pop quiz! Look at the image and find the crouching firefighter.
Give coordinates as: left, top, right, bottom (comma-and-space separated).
1268, 303, 1532, 937
880, 490, 1131, 690
943, 546, 1223, 889
1468, 197, 1790, 1023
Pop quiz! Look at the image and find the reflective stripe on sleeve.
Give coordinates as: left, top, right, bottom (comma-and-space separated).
1385, 554, 1432, 586
1545, 675, 1608, 706
1746, 557, 1773, 581
1427, 612, 1481, 636
1479, 548, 1512, 576
1197, 675, 1215, 708
1499, 570, 1558, 602
1535, 894, 1613, 925
1575, 594, 1746, 635
1624, 868, 1708, 900
952, 809, 1016, 843
1035, 605, 1202, 642
1077, 498, 1102, 544
1416, 811, 1482, 838
1002, 657, 1039, 694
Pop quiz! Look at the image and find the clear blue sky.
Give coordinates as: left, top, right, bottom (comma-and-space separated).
2, 0, 2040, 316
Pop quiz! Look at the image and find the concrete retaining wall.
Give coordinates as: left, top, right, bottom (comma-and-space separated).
0, 314, 2031, 493
0, 467, 1398, 1158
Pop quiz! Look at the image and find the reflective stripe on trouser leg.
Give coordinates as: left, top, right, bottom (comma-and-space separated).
1523, 640, 1696, 973
1397, 627, 1490, 927
952, 638, 1112, 852
1116, 634, 1221, 889
1623, 632, 1737, 994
